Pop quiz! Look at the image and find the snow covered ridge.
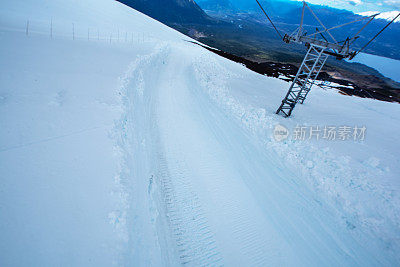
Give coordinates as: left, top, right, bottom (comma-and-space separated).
1, 0, 400, 266
358, 10, 400, 22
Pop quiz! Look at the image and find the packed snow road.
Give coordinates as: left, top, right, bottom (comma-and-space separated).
1, 0, 399, 265
119, 43, 392, 266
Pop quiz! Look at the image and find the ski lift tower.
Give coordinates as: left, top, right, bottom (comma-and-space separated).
256, 0, 399, 117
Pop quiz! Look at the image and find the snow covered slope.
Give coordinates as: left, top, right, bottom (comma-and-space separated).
1, 0, 399, 266
358, 11, 400, 23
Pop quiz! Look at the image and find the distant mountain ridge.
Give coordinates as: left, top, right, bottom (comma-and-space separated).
358, 11, 400, 23
197, 0, 237, 13
196, 0, 400, 60
117, 0, 399, 60
118, 0, 212, 24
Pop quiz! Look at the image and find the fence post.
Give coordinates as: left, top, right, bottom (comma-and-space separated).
50, 18, 53, 38
72, 23, 75, 40
26, 20, 29, 36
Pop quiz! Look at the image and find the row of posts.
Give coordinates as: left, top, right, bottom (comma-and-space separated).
25, 20, 148, 43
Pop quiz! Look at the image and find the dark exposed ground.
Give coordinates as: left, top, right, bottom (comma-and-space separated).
116, 0, 400, 104
189, 40, 400, 104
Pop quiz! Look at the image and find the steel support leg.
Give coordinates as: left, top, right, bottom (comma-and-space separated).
276, 44, 329, 117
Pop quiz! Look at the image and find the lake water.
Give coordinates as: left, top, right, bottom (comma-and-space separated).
351, 53, 400, 83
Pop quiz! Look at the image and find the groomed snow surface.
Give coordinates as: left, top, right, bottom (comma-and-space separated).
1, 0, 399, 266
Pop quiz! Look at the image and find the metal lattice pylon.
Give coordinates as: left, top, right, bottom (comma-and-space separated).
276, 44, 329, 117
255, 0, 399, 117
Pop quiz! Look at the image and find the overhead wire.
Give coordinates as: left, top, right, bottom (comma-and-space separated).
255, 0, 283, 39
255, 0, 398, 61
355, 12, 400, 56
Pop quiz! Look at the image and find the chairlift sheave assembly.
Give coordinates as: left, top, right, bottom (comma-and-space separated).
255, 0, 400, 117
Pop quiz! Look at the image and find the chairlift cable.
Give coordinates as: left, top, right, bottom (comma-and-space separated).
316, 27, 328, 42
355, 12, 400, 56
349, 14, 378, 45
255, 0, 283, 39
253, 0, 398, 117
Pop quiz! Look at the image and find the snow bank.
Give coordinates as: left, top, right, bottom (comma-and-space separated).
193, 50, 400, 262
0, 0, 187, 265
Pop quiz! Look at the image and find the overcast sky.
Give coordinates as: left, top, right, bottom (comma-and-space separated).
291, 0, 400, 13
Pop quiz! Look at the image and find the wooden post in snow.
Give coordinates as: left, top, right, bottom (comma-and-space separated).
26, 20, 29, 36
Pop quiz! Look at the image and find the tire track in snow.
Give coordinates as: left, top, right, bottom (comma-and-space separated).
128, 42, 367, 266
155, 154, 223, 266
128, 43, 348, 266
194, 159, 282, 266
153, 44, 288, 266
132, 43, 223, 266
119, 41, 395, 265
